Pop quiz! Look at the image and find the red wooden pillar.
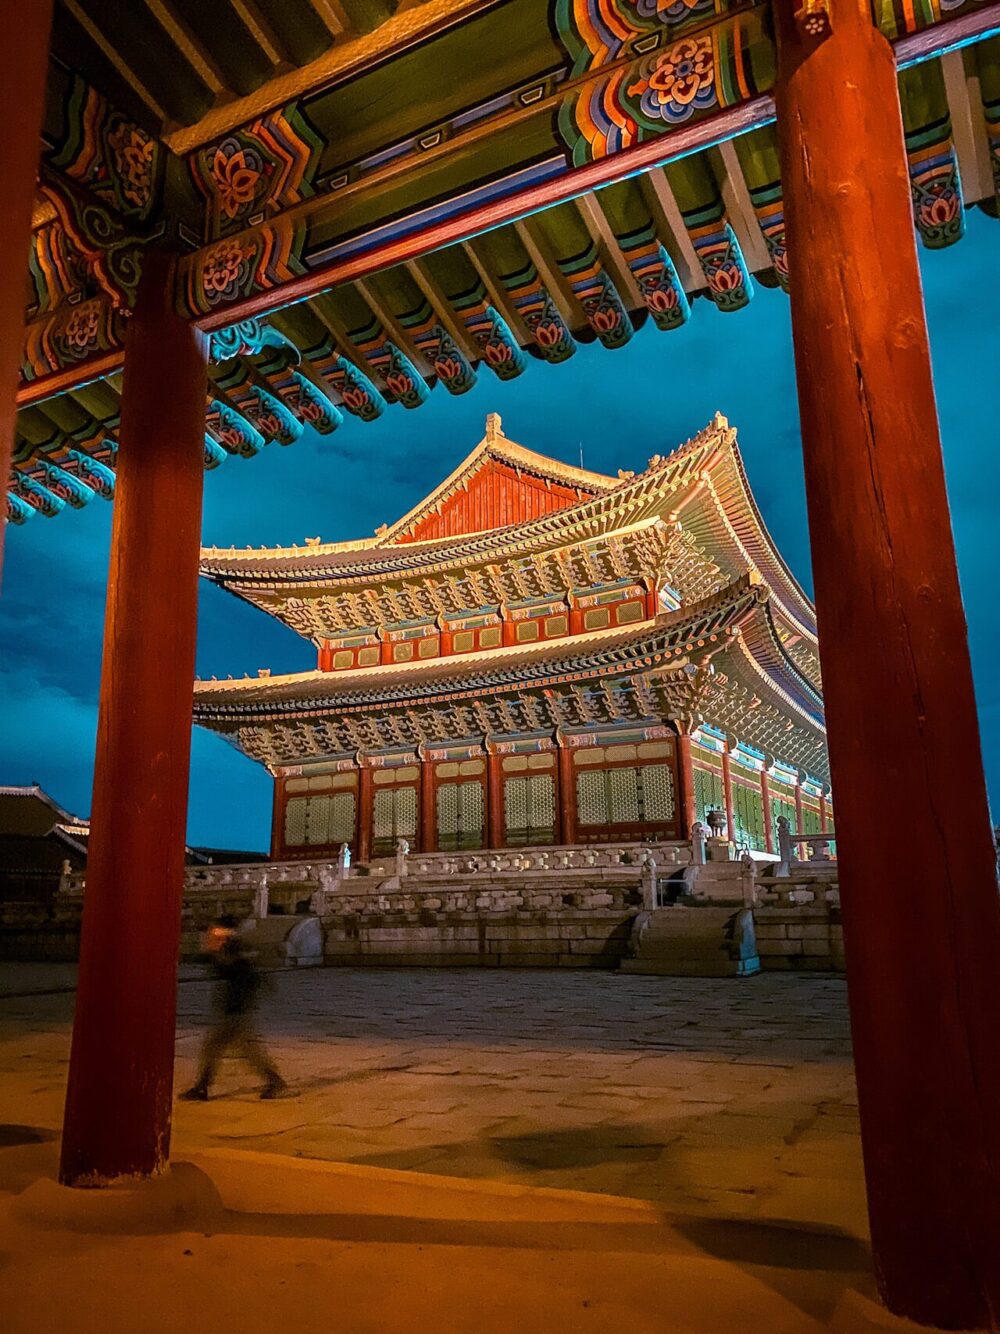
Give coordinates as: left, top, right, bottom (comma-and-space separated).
419, 759, 436, 853
356, 764, 373, 863
675, 728, 696, 838
60, 252, 206, 1186
794, 774, 805, 834
776, 1, 1000, 1324
557, 744, 577, 846
818, 790, 829, 834
487, 752, 504, 849
760, 766, 774, 855
0, 0, 53, 580
721, 744, 736, 845
269, 778, 284, 859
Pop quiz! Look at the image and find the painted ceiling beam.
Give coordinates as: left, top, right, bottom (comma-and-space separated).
714, 140, 771, 276
941, 47, 995, 204
461, 240, 533, 346
573, 193, 644, 311
144, 1, 227, 95
641, 168, 703, 293
355, 277, 434, 380
514, 220, 581, 334
16, 7, 1000, 412
404, 259, 480, 363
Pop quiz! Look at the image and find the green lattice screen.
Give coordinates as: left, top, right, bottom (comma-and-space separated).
694, 765, 724, 823
284, 793, 356, 848
436, 781, 485, 851
733, 780, 767, 852
575, 764, 676, 828
800, 802, 822, 836
372, 786, 418, 855
504, 774, 556, 846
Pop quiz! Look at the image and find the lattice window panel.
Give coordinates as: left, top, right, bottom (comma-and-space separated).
457, 781, 484, 850
733, 781, 767, 852
772, 796, 797, 837
437, 783, 460, 851
693, 766, 723, 823
643, 763, 678, 823
576, 770, 607, 827
505, 775, 529, 843
396, 786, 418, 840
330, 792, 356, 845
801, 803, 822, 836
373, 790, 395, 843
284, 797, 308, 847
504, 775, 555, 846
608, 767, 640, 824
306, 794, 332, 845
373, 786, 418, 854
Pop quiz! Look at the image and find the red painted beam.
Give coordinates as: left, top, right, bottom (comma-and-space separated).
0, 0, 53, 573
60, 251, 207, 1186
775, 0, 1000, 1324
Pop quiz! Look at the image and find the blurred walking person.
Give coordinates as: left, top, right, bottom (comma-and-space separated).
180, 915, 287, 1101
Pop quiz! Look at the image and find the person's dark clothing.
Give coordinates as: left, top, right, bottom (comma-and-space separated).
212, 946, 263, 1016
183, 936, 284, 1099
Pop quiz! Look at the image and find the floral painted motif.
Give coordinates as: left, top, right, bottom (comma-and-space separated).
465, 306, 526, 381
211, 139, 266, 222
248, 386, 303, 445
429, 327, 476, 395
6, 492, 34, 525
200, 238, 256, 306
329, 358, 386, 422
290, 372, 343, 434
570, 268, 633, 349
633, 0, 712, 22
106, 121, 157, 212
68, 450, 116, 498
61, 303, 101, 356
49, 77, 162, 220
207, 400, 265, 457
691, 222, 752, 312
191, 107, 322, 240
626, 243, 690, 331
907, 144, 964, 249
555, 0, 765, 164
627, 37, 717, 125
369, 342, 429, 409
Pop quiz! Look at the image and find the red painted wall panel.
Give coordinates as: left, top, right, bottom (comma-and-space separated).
398, 460, 593, 542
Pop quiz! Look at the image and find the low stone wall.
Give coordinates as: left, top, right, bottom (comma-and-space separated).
320, 878, 642, 968
1, 847, 844, 974
754, 904, 844, 973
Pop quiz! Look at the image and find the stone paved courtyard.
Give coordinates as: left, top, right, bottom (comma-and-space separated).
0, 965, 867, 1247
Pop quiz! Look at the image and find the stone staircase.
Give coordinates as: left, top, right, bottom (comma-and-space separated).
621, 905, 760, 977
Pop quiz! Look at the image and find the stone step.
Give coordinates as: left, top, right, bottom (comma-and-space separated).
623, 906, 759, 978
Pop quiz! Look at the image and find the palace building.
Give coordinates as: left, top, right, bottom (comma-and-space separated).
195, 413, 831, 861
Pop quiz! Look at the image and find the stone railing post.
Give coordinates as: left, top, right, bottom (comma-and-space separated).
639, 850, 658, 910
739, 849, 757, 908
395, 837, 410, 878
253, 872, 269, 920
776, 816, 797, 878
690, 820, 709, 866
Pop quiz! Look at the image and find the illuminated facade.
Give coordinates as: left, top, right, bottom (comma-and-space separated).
195, 413, 831, 859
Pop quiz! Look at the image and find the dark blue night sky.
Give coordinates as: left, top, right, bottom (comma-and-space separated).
2, 208, 997, 850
